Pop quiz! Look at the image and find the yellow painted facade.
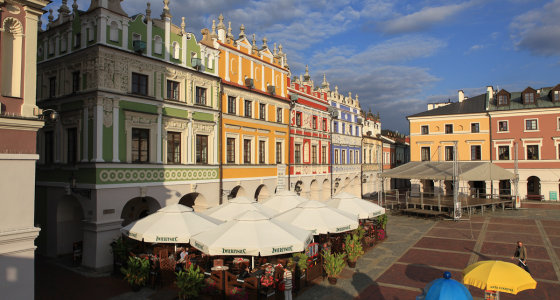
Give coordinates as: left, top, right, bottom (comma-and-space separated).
214, 24, 290, 181
409, 113, 491, 162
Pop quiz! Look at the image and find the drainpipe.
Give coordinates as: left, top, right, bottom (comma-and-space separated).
219, 80, 224, 204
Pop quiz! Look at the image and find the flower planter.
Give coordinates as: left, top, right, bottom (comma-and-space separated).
327, 277, 337, 285
347, 260, 356, 268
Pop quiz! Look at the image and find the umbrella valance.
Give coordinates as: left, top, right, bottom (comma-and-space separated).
190, 210, 312, 256
202, 196, 279, 221
120, 204, 222, 244
328, 192, 385, 219
462, 260, 537, 295
262, 190, 308, 213
273, 200, 359, 235
380, 161, 515, 181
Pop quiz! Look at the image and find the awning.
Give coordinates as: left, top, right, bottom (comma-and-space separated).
380, 161, 515, 181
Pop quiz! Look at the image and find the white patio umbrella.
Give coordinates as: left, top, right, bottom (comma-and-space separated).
120, 203, 222, 244
190, 210, 313, 258
328, 192, 386, 219
202, 196, 278, 221
261, 190, 308, 213
273, 200, 359, 235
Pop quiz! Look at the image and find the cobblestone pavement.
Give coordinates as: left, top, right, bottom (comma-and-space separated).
297, 208, 560, 300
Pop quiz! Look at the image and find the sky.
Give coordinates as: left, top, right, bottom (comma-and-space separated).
42, 0, 560, 133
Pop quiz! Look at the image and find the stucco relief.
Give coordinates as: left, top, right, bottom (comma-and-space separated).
125, 112, 157, 126
193, 122, 214, 134
164, 119, 188, 131
332, 134, 361, 146
103, 98, 113, 127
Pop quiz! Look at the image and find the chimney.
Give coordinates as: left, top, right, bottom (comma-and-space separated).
487, 86, 493, 100
458, 90, 465, 102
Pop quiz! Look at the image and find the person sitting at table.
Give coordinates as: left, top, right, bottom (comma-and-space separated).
175, 248, 187, 272
238, 266, 251, 280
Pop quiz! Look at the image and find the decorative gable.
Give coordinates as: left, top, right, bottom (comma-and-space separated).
549, 84, 560, 102
521, 87, 537, 104
496, 89, 510, 106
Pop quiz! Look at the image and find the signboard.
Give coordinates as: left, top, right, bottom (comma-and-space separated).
277, 164, 287, 191
550, 191, 557, 201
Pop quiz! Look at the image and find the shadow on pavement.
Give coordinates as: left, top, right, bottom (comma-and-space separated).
404, 263, 444, 284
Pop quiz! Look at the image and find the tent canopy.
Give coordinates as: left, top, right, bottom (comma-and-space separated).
380, 161, 515, 181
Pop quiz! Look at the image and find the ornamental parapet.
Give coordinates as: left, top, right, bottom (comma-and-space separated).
332, 164, 360, 175
291, 164, 329, 175
362, 163, 381, 172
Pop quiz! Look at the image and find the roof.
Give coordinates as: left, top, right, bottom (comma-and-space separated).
407, 93, 487, 118
488, 86, 560, 111
380, 161, 515, 181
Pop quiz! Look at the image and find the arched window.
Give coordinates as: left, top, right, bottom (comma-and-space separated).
207, 54, 214, 69
153, 36, 162, 55
109, 21, 119, 42
172, 41, 180, 59
1, 18, 23, 97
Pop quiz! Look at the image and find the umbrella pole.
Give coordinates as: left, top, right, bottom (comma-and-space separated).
252, 256, 254, 269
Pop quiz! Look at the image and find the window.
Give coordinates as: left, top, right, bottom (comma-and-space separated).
67, 128, 78, 164
313, 116, 317, 129
49, 77, 56, 98
132, 73, 148, 95
342, 123, 346, 134
498, 146, 509, 160
294, 144, 301, 164
471, 145, 481, 161
132, 128, 149, 163
259, 140, 266, 164
109, 21, 119, 42
243, 139, 251, 164
72, 71, 80, 93
471, 123, 479, 133
523, 93, 535, 104
554, 91, 559, 102
276, 108, 282, 123
44, 131, 54, 164
498, 94, 508, 105
228, 96, 236, 114
154, 36, 162, 55
342, 150, 346, 164
259, 103, 266, 120
334, 122, 338, 132
445, 124, 453, 134
195, 87, 206, 105
335, 149, 339, 164
527, 145, 539, 160
296, 113, 301, 127
226, 138, 235, 163
167, 132, 181, 164
167, 80, 179, 100
323, 119, 327, 131
312, 145, 317, 164
244, 100, 252, 117
421, 125, 429, 135
445, 146, 454, 161
355, 150, 358, 164
322, 146, 327, 164
525, 119, 538, 131
421, 147, 430, 161
498, 121, 508, 132
196, 135, 208, 164
349, 125, 353, 136
350, 150, 354, 164
276, 142, 282, 164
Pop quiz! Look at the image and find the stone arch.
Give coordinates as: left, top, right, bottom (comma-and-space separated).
254, 184, 271, 202
309, 180, 320, 201
321, 179, 331, 200
56, 195, 84, 255
179, 192, 209, 212
120, 197, 161, 227
229, 185, 246, 199
527, 176, 541, 196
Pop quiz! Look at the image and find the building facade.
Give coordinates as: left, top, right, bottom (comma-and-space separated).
35, 0, 221, 270
381, 130, 410, 191
287, 69, 331, 201
488, 84, 560, 200
361, 112, 382, 197
0, 0, 48, 297
212, 16, 290, 203
326, 82, 362, 196
407, 91, 491, 196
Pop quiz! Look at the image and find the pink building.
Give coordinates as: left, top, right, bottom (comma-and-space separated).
489, 84, 560, 200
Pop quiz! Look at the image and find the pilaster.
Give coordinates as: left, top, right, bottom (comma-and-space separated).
112, 99, 119, 162
93, 98, 104, 162
156, 107, 162, 163
164, 18, 170, 61
98, 16, 107, 44
82, 104, 89, 162
121, 21, 128, 50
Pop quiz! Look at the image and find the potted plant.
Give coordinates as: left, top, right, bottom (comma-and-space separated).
229, 286, 248, 300
110, 236, 130, 275
120, 256, 150, 291
377, 214, 388, 241
176, 264, 205, 300
322, 249, 346, 285
344, 233, 364, 268
292, 252, 309, 275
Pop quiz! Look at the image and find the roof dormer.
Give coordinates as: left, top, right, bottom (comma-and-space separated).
496, 89, 510, 106
549, 84, 560, 102
521, 87, 537, 104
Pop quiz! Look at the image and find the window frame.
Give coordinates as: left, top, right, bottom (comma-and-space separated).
334, 149, 339, 164
421, 147, 430, 162
444, 146, 454, 161
258, 140, 266, 164
243, 139, 252, 164
131, 72, 148, 96
296, 113, 301, 127
72, 71, 80, 93
498, 145, 510, 160
421, 125, 429, 135
526, 144, 539, 160
167, 80, 180, 101
228, 96, 236, 114
445, 124, 453, 134
312, 145, 317, 164
244, 100, 252, 118
226, 137, 236, 164
276, 107, 282, 123
471, 122, 480, 133
313, 116, 317, 130
131, 128, 150, 163
525, 119, 538, 131
166, 131, 181, 164
294, 144, 301, 164
49, 76, 56, 98
259, 103, 266, 120
195, 134, 208, 164
470, 145, 482, 161
498, 120, 509, 132
276, 141, 282, 164
195, 86, 207, 106
66, 127, 78, 164
322, 145, 327, 164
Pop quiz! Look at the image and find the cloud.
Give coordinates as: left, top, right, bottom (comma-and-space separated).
379, 1, 474, 34
465, 44, 485, 54
510, 0, 560, 56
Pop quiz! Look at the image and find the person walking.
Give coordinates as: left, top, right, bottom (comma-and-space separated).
283, 265, 293, 300
511, 241, 530, 273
